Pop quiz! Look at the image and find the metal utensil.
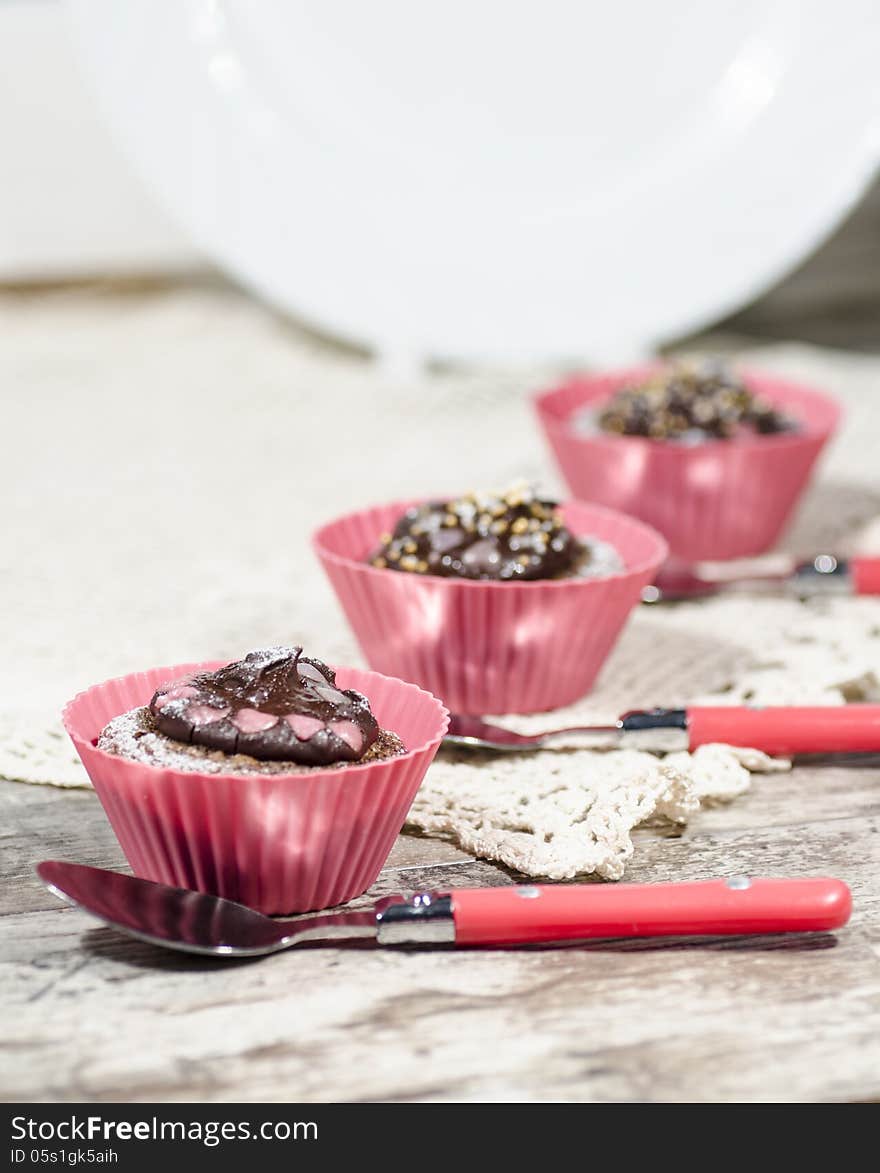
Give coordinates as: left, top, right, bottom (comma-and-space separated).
37, 861, 850, 958
642, 553, 880, 603
445, 705, 880, 756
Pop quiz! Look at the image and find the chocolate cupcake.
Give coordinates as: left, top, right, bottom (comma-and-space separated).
368, 482, 623, 581
594, 361, 797, 442
534, 365, 841, 562
67, 657, 448, 914
315, 496, 666, 714
98, 647, 406, 775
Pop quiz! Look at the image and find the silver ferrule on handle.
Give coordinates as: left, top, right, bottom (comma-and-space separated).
374, 891, 456, 945
617, 708, 690, 752
788, 555, 854, 595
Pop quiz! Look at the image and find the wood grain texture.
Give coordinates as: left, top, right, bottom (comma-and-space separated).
3, 765, 879, 1104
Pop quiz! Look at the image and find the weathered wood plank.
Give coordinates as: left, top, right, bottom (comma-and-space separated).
1, 781, 474, 917
2, 772, 878, 1103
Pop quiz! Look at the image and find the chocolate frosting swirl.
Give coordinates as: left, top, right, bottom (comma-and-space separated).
149, 647, 379, 765
369, 484, 588, 581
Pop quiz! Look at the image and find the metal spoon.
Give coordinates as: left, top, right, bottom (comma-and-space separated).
445, 711, 638, 752
38, 861, 379, 957
642, 553, 880, 603
37, 861, 851, 957
444, 706, 880, 757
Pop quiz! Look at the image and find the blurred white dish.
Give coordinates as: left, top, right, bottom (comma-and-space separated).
0, 0, 195, 279
68, 0, 880, 363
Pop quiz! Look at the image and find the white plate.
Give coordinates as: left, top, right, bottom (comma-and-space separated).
0, 1, 195, 279
68, 0, 880, 363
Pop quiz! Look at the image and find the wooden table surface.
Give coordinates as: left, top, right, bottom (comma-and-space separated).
3, 754, 878, 1104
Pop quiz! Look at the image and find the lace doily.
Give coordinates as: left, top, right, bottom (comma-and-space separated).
410, 744, 788, 881
3, 286, 879, 877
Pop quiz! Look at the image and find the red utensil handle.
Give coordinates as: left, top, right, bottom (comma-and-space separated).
450, 877, 850, 946
851, 556, 880, 595
686, 705, 880, 754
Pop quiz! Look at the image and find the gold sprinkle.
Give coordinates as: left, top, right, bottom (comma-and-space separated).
416, 560, 429, 573
403, 540, 418, 554
478, 512, 493, 529
517, 554, 530, 566
379, 532, 392, 544
388, 548, 400, 561
444, 512, 458, 527
400, 555, 419, 571
511, 517, 529, 534
490, 519, 508, 535
372, 556, 387, 569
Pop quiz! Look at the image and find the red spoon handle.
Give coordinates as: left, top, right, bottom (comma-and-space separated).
450, 877, 851, 946
686, 704, 880, 754
851, 556, 880, 595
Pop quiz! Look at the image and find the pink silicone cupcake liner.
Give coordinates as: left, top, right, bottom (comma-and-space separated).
313, 499, 667, 715
534, 367, 841, 563
64, 662, 448, 915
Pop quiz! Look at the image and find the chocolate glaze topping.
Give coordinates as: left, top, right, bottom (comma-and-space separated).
598, 361, 797, 441
369, 483, 588, 581
149, 647, 380, 765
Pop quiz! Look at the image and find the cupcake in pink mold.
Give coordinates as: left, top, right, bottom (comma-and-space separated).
535, 361, 841, 563
66, 647, 448, 913
314, 485, 667, 715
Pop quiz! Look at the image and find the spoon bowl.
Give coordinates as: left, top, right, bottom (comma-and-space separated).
37, 861, 377, 957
